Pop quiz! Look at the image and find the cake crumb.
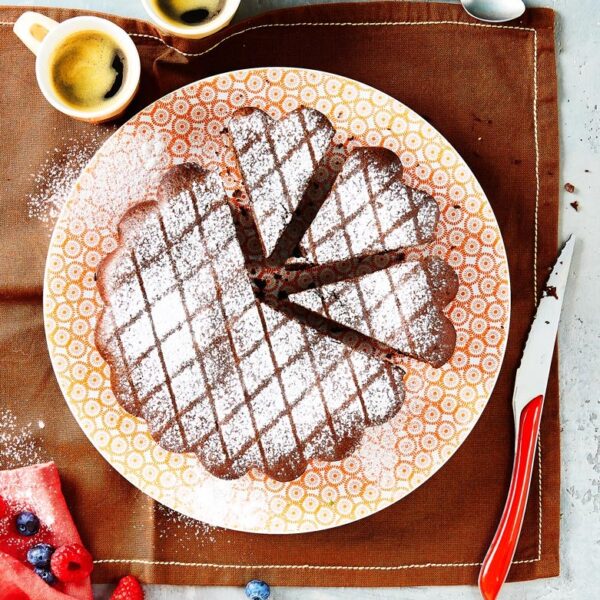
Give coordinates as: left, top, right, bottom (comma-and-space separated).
570, 200, 579, 212
564, 182, 575, 193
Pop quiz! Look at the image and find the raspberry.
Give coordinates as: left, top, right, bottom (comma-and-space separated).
50, 543, 93, 583
0, 495, 8, 519
110, 575, 144, 600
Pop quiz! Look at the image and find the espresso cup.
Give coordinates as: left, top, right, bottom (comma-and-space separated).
13, 12, 141, 123
141, 0, 241, 39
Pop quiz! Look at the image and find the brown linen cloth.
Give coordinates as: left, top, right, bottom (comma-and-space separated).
0, 1, 559, 587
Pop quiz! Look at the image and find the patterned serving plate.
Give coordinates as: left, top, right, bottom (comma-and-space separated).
43, 68, 510, 533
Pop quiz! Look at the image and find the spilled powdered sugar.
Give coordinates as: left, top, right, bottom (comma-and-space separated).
0, 408, 48, 470
68, 130, 169, 233
27, 127, 168, 233
27, 129, 111, 228
156, 504, 217, 548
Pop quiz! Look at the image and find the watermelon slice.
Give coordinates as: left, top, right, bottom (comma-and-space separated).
0, 463, 92, 600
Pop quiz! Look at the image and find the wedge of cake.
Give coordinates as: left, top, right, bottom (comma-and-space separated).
301, 146, 440, 263
229, 107, 335, 258
290, 257, 458, 368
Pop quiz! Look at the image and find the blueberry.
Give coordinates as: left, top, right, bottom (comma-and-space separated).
15, 511, 40, 536
34, 567, 57, 585
245, 579, 270, 600
27, 543, 55, 568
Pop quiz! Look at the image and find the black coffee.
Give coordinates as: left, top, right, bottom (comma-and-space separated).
152, 0, 223, 27
181, 9, 210, 24
50, 30, 127, 111
104, 54, 125, 100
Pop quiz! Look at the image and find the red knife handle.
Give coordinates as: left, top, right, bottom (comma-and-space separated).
478, 395, 544, 600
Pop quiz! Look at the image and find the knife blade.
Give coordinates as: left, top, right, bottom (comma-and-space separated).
511, 235, 575, 433
479, 235, 575, 600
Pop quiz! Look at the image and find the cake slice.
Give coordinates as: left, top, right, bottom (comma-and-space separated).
301, 147, 440, 263
229, 107, 335, 258
0, 463, 92, 600
291, 257, 458, 368
96, 163, 405, 482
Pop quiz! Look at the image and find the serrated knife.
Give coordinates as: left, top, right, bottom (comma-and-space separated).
479, 235, 575, 600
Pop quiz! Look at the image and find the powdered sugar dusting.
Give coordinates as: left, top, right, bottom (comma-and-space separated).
0, 408, 47, 470
96, 164, 405, 481
70, 130, 169, 232
229, 107, 335, 256
26, 127, 169, 235
302, 147, 440, 263
355, 422, 401, 484
27, 130, 109, 227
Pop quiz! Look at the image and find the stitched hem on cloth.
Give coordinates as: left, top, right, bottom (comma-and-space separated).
0, 16, 543, 570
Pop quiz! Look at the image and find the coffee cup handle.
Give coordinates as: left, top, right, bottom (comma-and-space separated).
13, 11, 59, 56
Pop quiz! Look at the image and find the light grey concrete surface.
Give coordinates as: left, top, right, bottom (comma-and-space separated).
3, 1, 598, 598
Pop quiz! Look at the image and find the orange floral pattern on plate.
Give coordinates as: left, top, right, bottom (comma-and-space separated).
43, 68, 510, 533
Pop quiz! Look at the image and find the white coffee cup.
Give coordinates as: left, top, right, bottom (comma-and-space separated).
141, 0, 241, 39
13, 11, 141, 123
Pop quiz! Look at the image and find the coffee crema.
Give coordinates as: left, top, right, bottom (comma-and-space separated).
50, 30, 126, 112
150, 0, 224, 27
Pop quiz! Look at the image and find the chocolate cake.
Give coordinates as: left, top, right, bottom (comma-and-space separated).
290, 257, 458, 368
300, 147, 440, 263
229, 107, 335, 258
95, 106, 458, 482
96, 163, 405, 481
